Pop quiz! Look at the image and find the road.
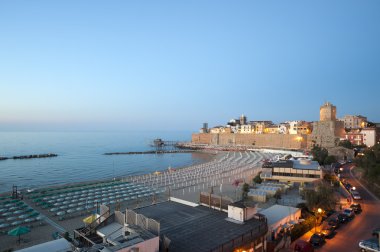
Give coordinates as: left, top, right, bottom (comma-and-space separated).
315, 164, 380, 251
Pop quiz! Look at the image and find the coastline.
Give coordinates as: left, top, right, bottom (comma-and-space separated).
0, 149, 278, 251
0, 150, 216, 196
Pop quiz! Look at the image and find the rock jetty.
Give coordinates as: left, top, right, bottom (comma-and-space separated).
0, 153, 58, 161
104, 150, 195, 155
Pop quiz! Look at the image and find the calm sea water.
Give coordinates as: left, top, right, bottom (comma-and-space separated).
0, 131, 212, 193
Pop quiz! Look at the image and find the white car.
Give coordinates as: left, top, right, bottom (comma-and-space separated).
352, 191, 362, 200
359, 238, 380, 252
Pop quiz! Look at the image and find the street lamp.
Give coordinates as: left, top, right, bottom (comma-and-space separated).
314, 208, 323, 233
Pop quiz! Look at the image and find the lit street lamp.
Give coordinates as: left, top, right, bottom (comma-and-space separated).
314, 208, 323, 233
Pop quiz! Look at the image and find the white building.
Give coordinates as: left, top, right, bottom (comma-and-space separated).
261, 159, 322, 186
286, 121, 304, 135
210, 126, 225, 134
230, 125, 240, 133
362, 128, 376, 147
259, 205, 301, 239
278, 124, 289, 134
340, 115, 367, 129
240, 124, 253, 134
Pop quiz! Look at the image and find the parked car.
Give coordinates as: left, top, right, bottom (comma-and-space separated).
350, 203, 362, 214
327, 217, 340, 229
359, 238, 380, 252
343, 208, 355, 219
352, 191, 362, 200
321, 226, 335, 239
325, 209, 336, 217
309, 232, 325, 247
337, 213, 349, 223
294, 240, 315, 252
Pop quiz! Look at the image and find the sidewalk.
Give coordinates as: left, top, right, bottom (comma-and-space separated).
284, 185, 351, 251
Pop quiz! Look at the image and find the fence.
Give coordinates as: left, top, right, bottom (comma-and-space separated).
126, 209, 160, 236
199, 192, 234, 211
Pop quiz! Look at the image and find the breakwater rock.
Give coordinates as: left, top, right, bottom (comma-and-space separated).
0, 153, 58, 161
104, 150, 195, 155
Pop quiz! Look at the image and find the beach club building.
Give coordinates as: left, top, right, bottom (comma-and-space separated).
74, 199, 269, 252
259, 204, 301, 239
260, 159, 322, 185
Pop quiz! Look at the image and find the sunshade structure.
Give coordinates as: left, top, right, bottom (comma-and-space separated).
83, 214, 97, 225
8, 226, 30, 244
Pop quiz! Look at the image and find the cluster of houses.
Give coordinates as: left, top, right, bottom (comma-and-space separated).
202, 115, 312, 135
201, 112, 379, 148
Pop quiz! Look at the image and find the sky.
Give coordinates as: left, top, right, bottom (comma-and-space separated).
0, 1, 379, 131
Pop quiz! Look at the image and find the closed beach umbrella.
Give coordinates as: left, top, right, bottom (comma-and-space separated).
24, 218, 35, 223
76, 207, 84, 211
11, 220, 23, 226
19, 214, 30, 219
6, 216, 17, 221
8, 226, 30, 244
29, 212, 39, 217
0, 223, 10, 228
56, 211, 66, 216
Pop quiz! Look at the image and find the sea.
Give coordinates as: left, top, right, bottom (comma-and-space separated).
0, 131, 213, 193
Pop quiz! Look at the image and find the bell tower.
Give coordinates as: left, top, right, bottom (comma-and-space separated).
240, 114, 247, 125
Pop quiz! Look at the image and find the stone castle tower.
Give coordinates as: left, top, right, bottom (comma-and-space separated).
310, 102, 345, 148
320, 102, 337, 121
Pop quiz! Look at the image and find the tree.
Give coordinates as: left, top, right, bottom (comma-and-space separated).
242, 183, 249, 200
290, 216, 315, 241
311, 145, 328, 165
253, 173, 263, 184
339, 140, 353, 149
355, 143, 380, 182
304, 182, 337, 211
324, 155, 337, 165
274, 190, 282, 203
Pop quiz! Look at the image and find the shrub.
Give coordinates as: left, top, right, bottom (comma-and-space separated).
324, 155, 337, 165
253, 173, 263, 184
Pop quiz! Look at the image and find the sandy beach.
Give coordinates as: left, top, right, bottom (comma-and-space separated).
0, 150, 279, 251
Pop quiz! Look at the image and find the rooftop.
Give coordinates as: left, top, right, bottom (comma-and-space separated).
271, 159, 320, 170
134, 201, 267, 252
259, 204, 300, 226
292, 160, 320, 170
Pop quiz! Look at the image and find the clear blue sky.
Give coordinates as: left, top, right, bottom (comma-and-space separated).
1, 1, 379, 131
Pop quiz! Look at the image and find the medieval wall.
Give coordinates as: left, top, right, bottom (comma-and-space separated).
191, 133, 307, 150
334, 121, 345, 138
192, 133, 212, 144
310, 121, 341, 148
